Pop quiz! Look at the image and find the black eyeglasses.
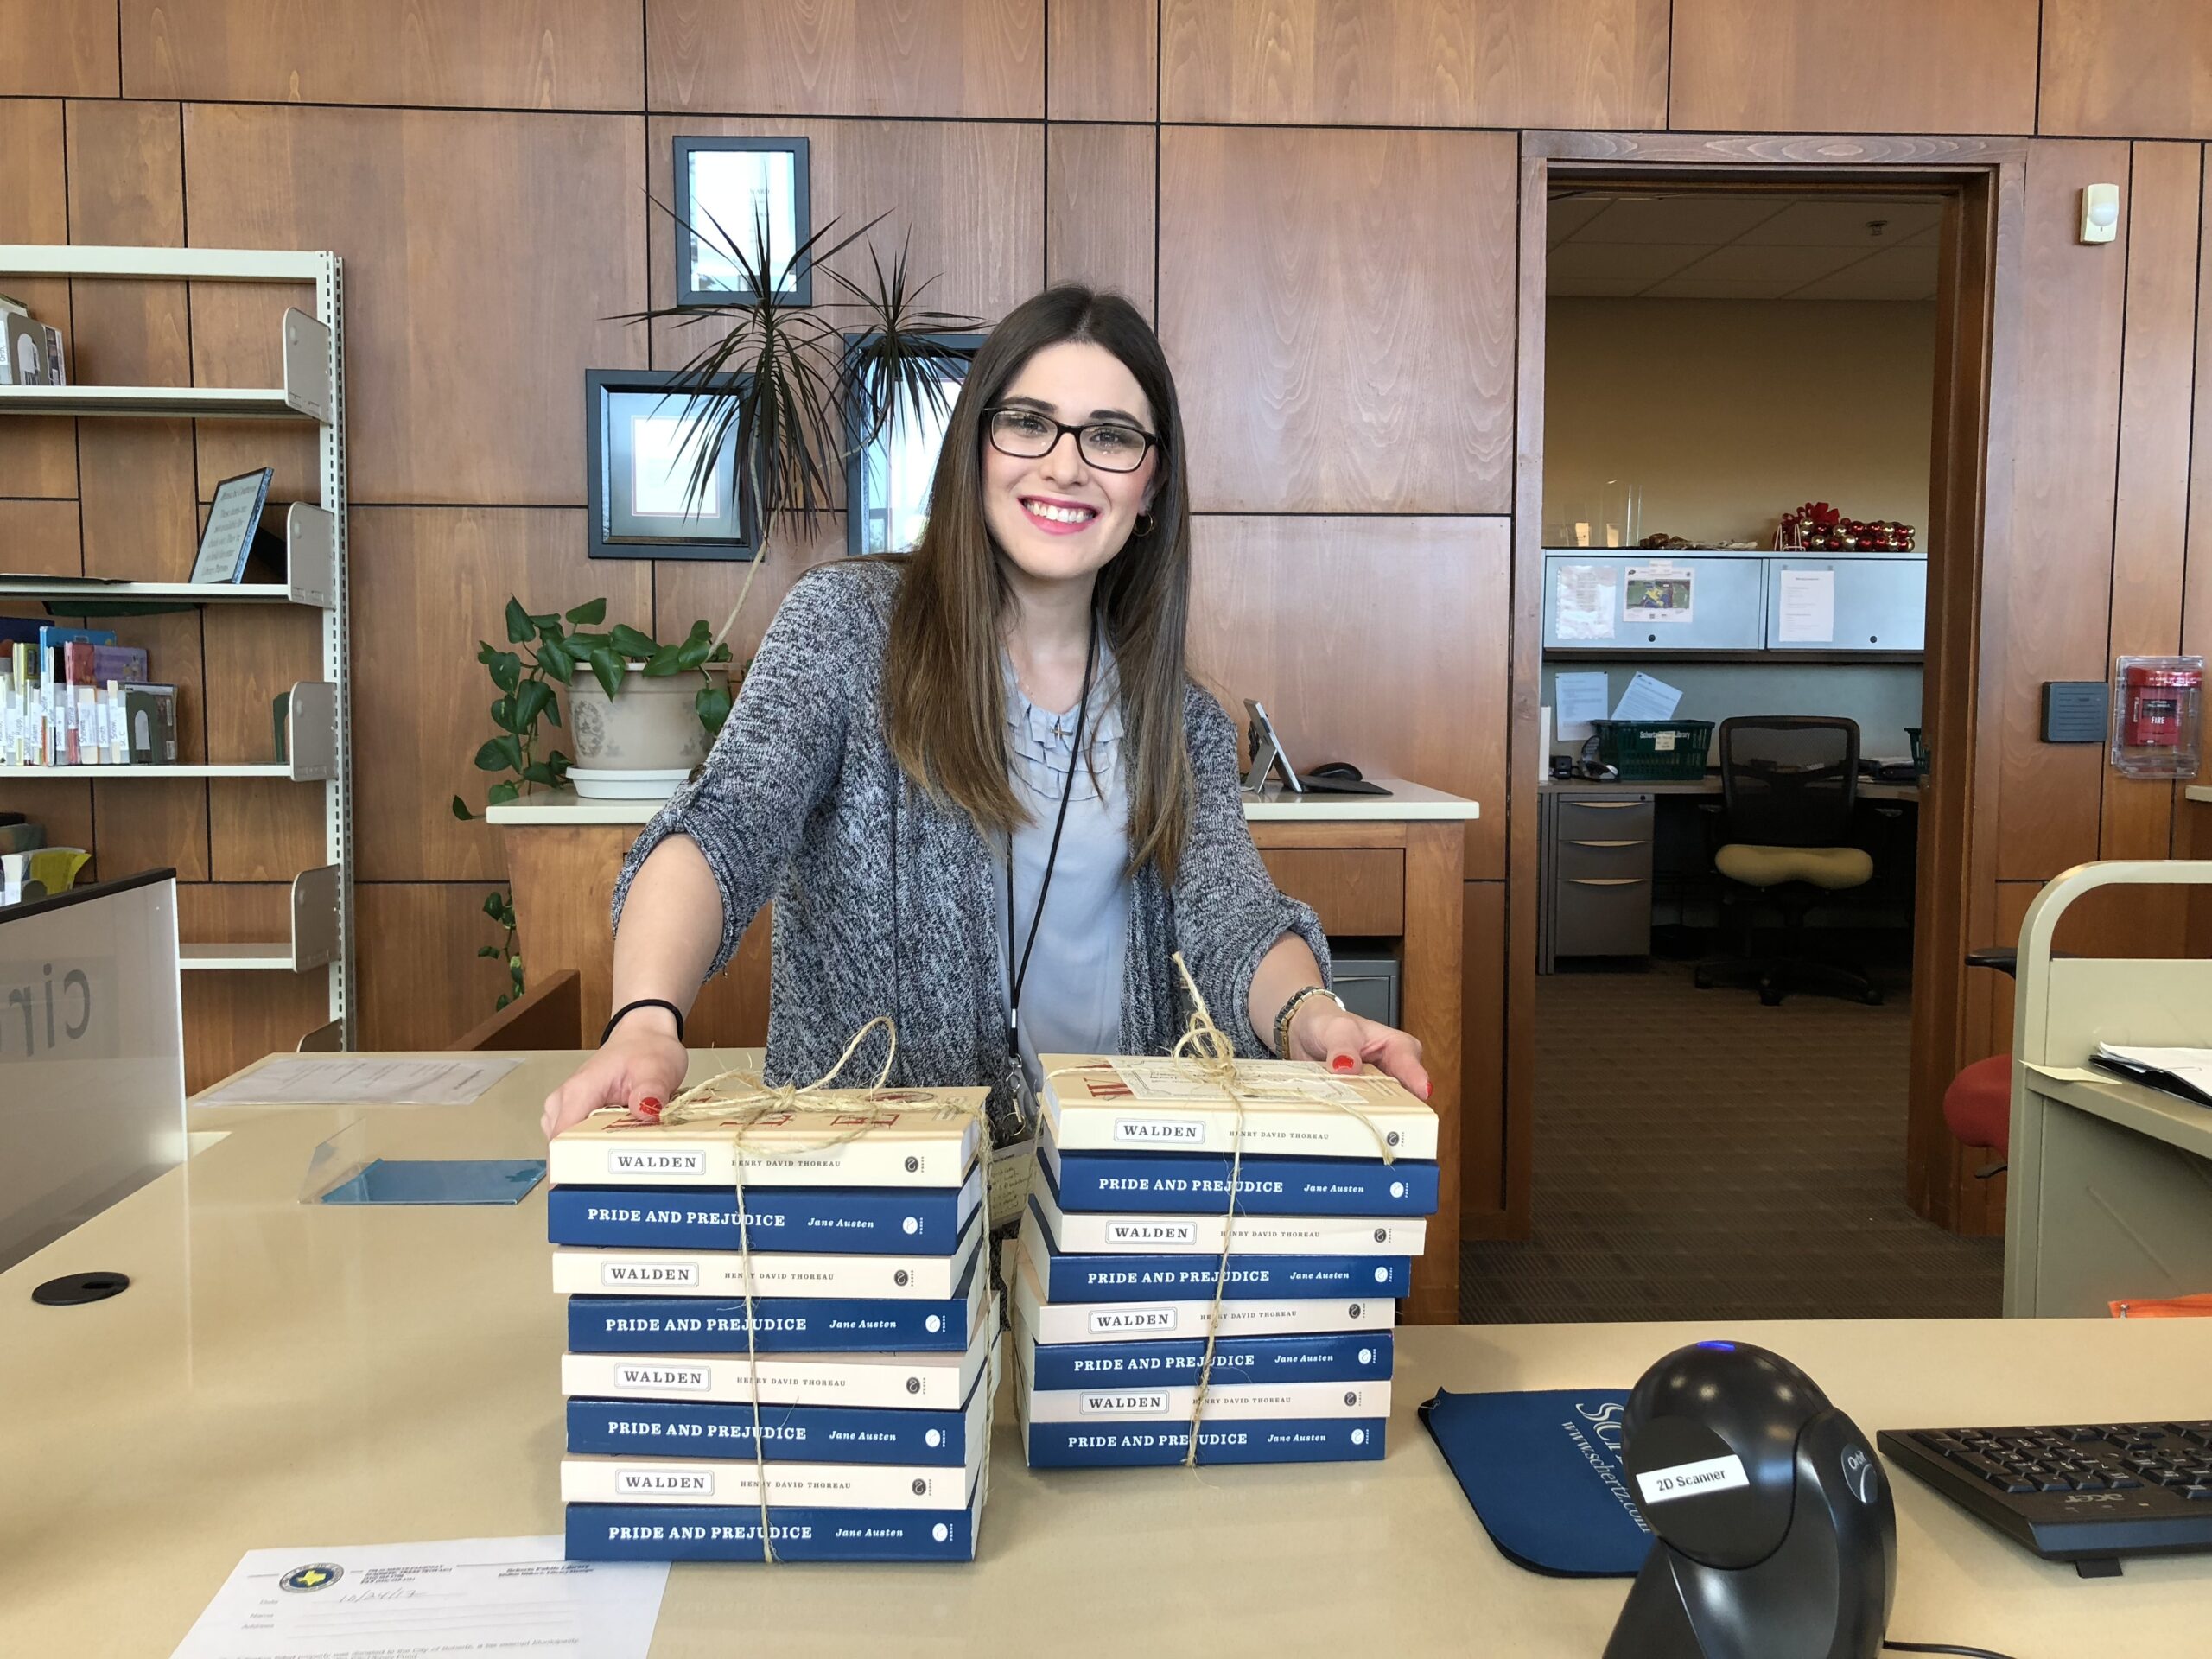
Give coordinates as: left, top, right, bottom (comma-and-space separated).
985, 404, 1158, 474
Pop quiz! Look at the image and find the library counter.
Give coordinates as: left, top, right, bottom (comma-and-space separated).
2, 1052, 2205, 1656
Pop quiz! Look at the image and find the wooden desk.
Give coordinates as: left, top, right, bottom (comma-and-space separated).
5, 1053, 2205, 1656
1535, 775, 1923, 803
488, 780, 1479, 1325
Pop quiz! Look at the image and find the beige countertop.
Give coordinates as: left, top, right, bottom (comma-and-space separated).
2, 1052, 2203, 1656
488, 779, 1481, 826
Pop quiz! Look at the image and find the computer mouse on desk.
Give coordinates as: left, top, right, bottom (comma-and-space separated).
1307, 760, 1363, 782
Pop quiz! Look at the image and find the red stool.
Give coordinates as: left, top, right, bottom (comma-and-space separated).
1942, 1053, 2010, 1166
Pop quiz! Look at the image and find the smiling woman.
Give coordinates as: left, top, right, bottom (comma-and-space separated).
539, 284, 1431, 1154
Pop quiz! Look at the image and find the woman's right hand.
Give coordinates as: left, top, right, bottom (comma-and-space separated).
541, 1020, 690, 1139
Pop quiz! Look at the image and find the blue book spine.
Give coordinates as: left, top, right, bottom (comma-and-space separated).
566, 1397, 972, 1465
1032, 1213, 1411, 1302
1023, 1416, 1388, 1468
547, 1182, 970, 1255
567, 1501, 976, 1562
568, 1291, 971, 1354
1049, 1149, 1440, 1217
1026, 1330, 1394, 1390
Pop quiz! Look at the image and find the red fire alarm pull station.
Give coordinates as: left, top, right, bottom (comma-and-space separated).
2109, 655, 2204, 779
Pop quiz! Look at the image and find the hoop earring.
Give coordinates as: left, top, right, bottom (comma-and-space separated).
1134, 512, 1156, 538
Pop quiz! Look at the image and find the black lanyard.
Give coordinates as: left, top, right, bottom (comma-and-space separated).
1007, 613, 1099, 1058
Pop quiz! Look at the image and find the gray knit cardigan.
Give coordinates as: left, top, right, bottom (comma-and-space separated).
612, 560, 1328, 1139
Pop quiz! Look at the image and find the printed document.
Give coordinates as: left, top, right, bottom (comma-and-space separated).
196, 1056, 521, 1107
1553, 671, 1610, 741
1611, 671, 1684, 723
170, 1535, 667, 1659
1777, 568, 1836, 643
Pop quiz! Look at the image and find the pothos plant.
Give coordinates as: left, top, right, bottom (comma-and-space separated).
448, 596, 734, 822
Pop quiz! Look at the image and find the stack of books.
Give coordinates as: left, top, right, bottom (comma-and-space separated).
1012, 1055, 1440, 1469
0, 622, 174, 768
548, 1084, 1000, 1562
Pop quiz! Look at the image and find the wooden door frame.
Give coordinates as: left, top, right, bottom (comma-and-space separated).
1497, 132, 2028, 1240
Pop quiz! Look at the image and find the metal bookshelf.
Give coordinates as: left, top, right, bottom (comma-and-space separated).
0, 245, 354, 1047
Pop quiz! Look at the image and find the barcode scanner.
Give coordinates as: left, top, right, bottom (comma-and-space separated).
1603, 1342, 1897, 1659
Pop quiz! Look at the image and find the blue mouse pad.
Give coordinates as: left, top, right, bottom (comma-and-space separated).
318, 1158, 546, 1206
1421, 1388, 1654, 1577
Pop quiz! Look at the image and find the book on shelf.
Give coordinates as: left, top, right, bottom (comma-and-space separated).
0, 643, 175, 768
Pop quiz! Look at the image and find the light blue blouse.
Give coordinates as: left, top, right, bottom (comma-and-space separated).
993, 647, 1132, 1088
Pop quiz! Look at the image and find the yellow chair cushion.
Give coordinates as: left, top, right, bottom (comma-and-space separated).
1714, 842, 1874, 890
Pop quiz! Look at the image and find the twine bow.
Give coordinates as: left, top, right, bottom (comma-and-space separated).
587, 1015, 987, 1562
1159, 952, 1395, 1467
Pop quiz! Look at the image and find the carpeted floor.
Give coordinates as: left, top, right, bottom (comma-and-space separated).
1460, 957, 2003, 1324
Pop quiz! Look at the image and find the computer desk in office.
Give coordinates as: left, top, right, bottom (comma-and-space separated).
1536, 775, 1919, 970
2005, 859, 2212, 1318
3, 1049, 2207, 1656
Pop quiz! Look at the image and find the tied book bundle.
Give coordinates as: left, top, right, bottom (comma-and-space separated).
548, 1022, 1001, 1564
1012, 962, 1440, 1470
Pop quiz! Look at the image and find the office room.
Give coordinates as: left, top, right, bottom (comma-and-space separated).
2, 3, 2210, 1655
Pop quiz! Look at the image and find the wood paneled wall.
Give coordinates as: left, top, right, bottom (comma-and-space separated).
4, 3, 2210, 1242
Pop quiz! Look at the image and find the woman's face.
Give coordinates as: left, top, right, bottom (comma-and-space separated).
981, 340, 1159, 588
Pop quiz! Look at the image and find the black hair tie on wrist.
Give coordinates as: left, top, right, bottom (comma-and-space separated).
601, 998, 685, 1046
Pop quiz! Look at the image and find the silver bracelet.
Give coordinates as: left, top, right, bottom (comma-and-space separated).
1272, 984, 1344, 1058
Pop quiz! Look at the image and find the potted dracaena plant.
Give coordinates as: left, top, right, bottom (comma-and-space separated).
627, 200, 982, 655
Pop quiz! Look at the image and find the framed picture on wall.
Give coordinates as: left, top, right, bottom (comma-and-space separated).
844, 334, 988, 558
585, 369, 755, 562
674, 136, 812, 308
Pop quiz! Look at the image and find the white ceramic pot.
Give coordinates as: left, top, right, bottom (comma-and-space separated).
566, 662, 726, 786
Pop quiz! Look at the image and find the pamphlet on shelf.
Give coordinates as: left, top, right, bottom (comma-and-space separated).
189, 466, 281, 585
2088, 1043, 2212, 1108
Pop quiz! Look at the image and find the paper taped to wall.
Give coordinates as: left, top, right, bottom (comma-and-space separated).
1777, 567, 1836, 644
1553, 563, 1618, 640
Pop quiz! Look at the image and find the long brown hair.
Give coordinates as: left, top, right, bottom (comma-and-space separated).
880, 285, 1196, 880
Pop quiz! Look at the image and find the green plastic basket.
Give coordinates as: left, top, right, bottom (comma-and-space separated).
1590, 719, 1715, 781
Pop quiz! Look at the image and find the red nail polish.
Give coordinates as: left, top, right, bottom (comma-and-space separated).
1331, 1055, 1356, 1074
635, 1096, 663, 1121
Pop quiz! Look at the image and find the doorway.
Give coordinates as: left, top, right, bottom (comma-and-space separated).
1475, 138, 2025, 1321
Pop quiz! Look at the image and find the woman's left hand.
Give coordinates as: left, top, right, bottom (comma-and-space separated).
1286, 999, 1429, 1102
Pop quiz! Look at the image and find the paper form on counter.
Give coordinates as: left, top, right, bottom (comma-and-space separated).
169, 1536, 667, 1659
196, 1056, 522, 1107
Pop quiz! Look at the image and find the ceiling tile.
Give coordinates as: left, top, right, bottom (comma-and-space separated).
1642, 276, 1800, 299
1738, 198, 1944, 247
1571, 194, 1791, 245
1547, 194, 1611, 245
1669, 244, 1867, 284
1791, 274, 1938, 300
1546, 241, 1709, 288
1810, 245, 1942, 285
1548, 275, 1656, 297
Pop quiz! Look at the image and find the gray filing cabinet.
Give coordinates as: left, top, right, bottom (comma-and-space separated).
1539, 789, 1656, 970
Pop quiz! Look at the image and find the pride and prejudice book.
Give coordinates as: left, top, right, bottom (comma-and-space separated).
1017, 1323, 1394, 1390
1041, 1131, 1440, 1217
1020, 1414, 1387, 1469
1015, 1365, 1392, 1427
567, 1363, 993, 1465
547, 1162, 982, 1254
1038, 1055, 1440, 1160
1030, 1160, 1426, 1256
566, 1480, 985, 1563
567, 1250, 985, 1356
551, 1215, 981, 1300
548, 1086, 986, 1190
1019, 1199, 1411, 1303
1011, 1249, 1395, 1346
562, 1301, 995, 1410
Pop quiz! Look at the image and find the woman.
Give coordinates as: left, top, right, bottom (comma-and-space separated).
540, 284, 1427, 1141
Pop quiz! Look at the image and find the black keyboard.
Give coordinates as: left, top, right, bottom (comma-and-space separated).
1878, 1421, 2212, 1566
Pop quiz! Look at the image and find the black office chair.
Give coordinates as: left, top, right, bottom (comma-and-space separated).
1693, 715, 1882, 1007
